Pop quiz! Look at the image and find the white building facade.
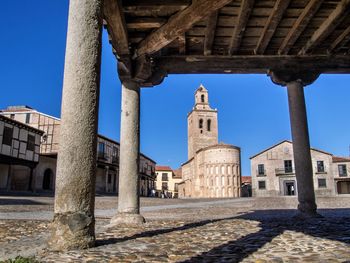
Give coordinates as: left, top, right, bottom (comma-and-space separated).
251, 140, 350, 197
155, 166, 182, 198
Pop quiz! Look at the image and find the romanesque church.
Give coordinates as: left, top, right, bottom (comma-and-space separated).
179, 85, 242, 198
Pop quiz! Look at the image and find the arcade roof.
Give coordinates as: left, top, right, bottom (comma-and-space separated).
103, 0, 350, 85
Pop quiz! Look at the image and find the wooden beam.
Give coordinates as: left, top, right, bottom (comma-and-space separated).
103, 0, 130, 56
136, 0, 232, 57
123, 0, 190, 17
254, 0, 291, 55
228, 0, 254, 55
178, 35, 186, 55
155, 55, 350, 74
299, 0, 350, 55
279, 0, 323, 55
204, 11, 218, 56
126, 18, 166, 29
328, 25, 350, 53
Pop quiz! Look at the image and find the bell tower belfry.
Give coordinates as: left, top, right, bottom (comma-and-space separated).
187, 84, 218, 159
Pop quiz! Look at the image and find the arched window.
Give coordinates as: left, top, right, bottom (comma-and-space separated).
207, 119, 211, 131
201, 94, 205, 102
199, 119, 203, 129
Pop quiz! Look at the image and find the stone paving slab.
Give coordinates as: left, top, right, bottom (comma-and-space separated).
0, 197, 350, 262
1, 214, 349, 263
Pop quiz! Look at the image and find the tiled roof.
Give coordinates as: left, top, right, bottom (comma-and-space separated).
332, 156, 350, 163
0, 115, 44, 135
155, 166, 172, 171
242, 176, 252, 184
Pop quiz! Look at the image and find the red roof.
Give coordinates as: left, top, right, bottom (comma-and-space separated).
332, 156, 350, 163
156, 166, 172, 171
242, 176, 252, 184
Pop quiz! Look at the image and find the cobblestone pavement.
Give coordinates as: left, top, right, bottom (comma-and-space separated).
0, 196, 350, 262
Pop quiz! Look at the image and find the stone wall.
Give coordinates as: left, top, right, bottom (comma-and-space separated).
181, 144, 241, 198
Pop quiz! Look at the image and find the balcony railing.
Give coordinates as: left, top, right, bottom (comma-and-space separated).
315, 167, 327, 174
256, 169, 266, 176
112, 157, 119, 164
275, 168, 295, 175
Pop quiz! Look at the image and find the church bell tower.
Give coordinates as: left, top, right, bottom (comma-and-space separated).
187, 84, 218, 159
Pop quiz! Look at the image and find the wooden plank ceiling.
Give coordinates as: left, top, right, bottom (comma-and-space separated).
103, 0, 350, 85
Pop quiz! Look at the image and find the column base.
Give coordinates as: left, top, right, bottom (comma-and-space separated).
295, 202, 321, 219
48, 212, 95, 251
110, 213, 146, 226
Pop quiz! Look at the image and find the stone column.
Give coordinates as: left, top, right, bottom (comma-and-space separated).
269, 71, 320, 217
111, 80, 145, 225
49, 0, 102, 250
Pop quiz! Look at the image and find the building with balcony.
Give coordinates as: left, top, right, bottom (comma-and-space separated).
0, 106, 156, 195
155, 166, 182, 198
250, 140, 350, 197
0, 115, 44, 191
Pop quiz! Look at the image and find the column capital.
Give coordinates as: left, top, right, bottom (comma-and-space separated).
121, 79, 140, 90
268, 70, 320, 87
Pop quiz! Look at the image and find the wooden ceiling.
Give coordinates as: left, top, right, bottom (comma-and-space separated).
103, 0, 350, 85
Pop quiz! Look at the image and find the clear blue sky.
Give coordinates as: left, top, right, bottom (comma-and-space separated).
1, 1, 350, 175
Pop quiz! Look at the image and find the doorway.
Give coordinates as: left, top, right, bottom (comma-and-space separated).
337, 181, 350, 194
43, 169, 52, 190
284, 180, 296, 196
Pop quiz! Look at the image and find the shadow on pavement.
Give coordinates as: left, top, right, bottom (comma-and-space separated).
182, 208, 350, 263
96, 208, 350, 262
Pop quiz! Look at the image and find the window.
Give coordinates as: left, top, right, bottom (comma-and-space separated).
317, 161, 325, 173
112, 147, 118, 163
27, 134, 35, 151
207, 119, 211, 131
161, 173, 168, 181
199, 119, 203, 129
108, 174, 112, 184
258, 181, 266, 190
318, 178, 327, 188
257, 164, 265, 176
338, 165, 347, 177
112, 147, 118, 157
162, 182, 168, 190
201, 94, 205, 103
98, 142, 105, 158
174, 183, 179, 191
2, 127, 13, 146
284, 160, 293, 173
25, 113, 30, 124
